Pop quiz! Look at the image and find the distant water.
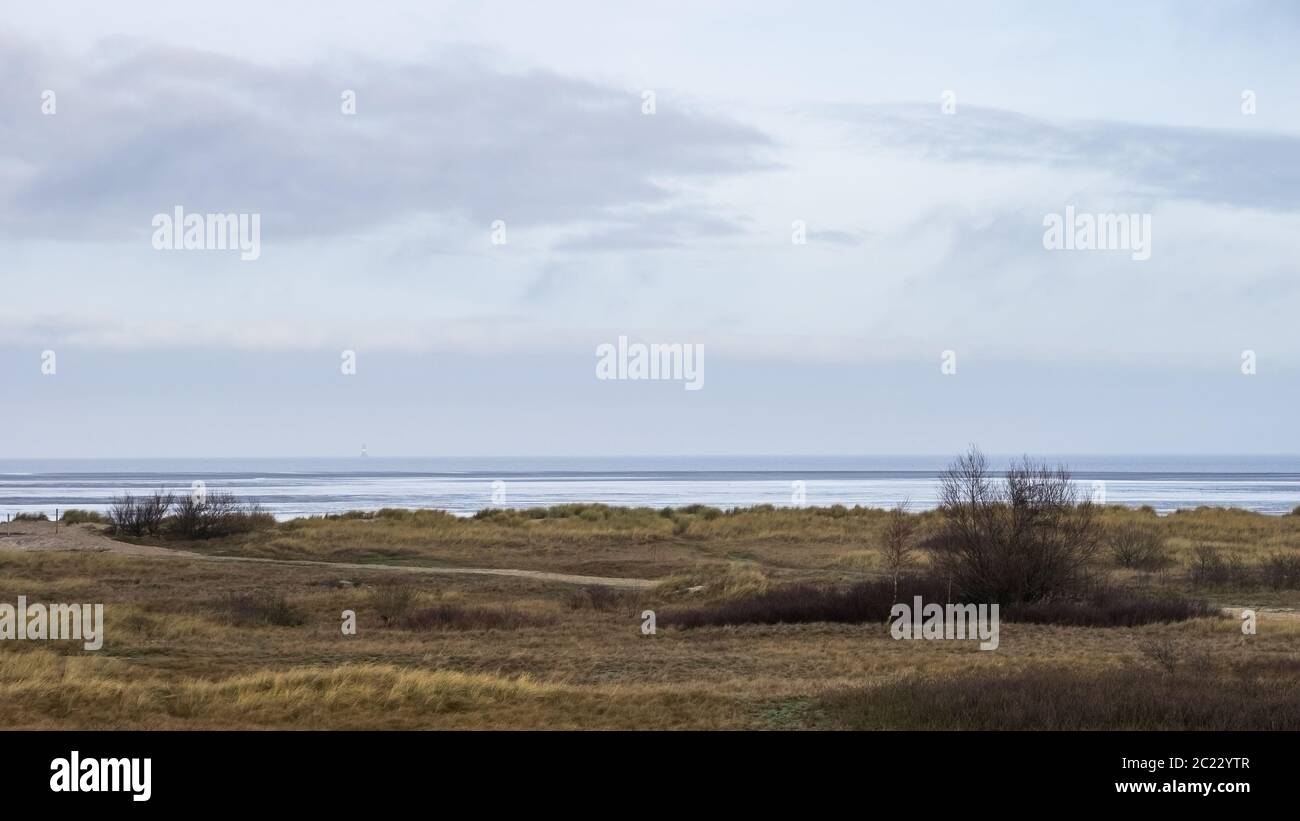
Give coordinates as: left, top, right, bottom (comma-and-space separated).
2, 456, 1300, 520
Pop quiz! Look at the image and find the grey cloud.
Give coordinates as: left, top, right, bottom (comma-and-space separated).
826, 102, 1300, 211
553, 213, 866, 253
806, 228, 870, 247
553, 206, 751, 252
0, 35, 773, 242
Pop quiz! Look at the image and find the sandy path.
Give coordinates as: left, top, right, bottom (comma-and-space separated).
1220, 605, 1300, 621
0, 520, 194, 557
0, 521, 653, 589
200, 555, 653, 588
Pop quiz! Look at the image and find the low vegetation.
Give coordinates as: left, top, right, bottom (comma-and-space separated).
1189, 544, 1300, 590
565, 585, 636, 611
1002, 588, 1217, 627
1106, 523, 1171, 570
821, 659, 1300, 730
220, 591, 306, 627
2, 448, 1296, 729
661, 576, 946, 629
661, 577, 1217, 630
371, 584, 416, 626
928, 448, 1102, 604
399, 604, 552, 631
106, 489, 273, 540
81, 492, 1300, 591
59, 509, 107, 525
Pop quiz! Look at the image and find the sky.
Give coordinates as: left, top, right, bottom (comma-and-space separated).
2, 0, 1299, 457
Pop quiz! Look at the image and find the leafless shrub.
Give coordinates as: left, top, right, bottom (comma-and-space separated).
1140, 638, 1179, 674
1262, 552, 1300, 590
168, 494, 205, 538
199, 491, 250, 537
1107, 523, 1170, 570
928, 447, 1102, 604
138, 489, 174, 535
221, 591, 305, 627
372, 585, 417, 627
566, 585, 631, 611
880, 502, 919, 598
1189, 544, 1254, 588
167, 491, 272, 539
108, 489, 174, 537
108, 493, 139, 535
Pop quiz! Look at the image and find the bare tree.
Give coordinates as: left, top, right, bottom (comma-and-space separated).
880, 501, 919, 599
107, 489, 172, 536
166, 490, 268, 539
139, 489, 174, 535
169, 493, 205, 539
1107, 523, 1169, 570
930, 446, 1101, 604
204, 490, 242, 535
108, 492, 140, 536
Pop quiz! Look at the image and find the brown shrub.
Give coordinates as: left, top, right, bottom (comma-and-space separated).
822, 663, 1300, 729
1004, 588, 1218, 628
565, 585, 633, 611
661, 576, 1216, 630
1106, 523, 1171, 570
399, 604, 551, 631
220, 591, 305, 627
929, 448, 1102, 604
371, 585, 417, 627
660, 576, 950, 629
1261, 552, 1300, 590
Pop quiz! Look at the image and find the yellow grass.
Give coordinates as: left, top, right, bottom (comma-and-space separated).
2, 504, 1298, 728
124, 503, 1300, 579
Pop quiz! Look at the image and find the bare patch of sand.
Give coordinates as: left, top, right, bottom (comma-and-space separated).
0, 521, 197, 557
0, 521, 651, 588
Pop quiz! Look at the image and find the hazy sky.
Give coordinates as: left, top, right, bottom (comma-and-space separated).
3, 1, 1299, 457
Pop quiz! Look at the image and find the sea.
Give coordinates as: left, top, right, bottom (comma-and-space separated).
2, 455, 1300, 520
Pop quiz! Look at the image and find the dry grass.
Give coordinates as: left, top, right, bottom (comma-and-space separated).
652, 562, 771, 600
2, 504, 1300, 729
821, 657, 1300, 729
0, 649, 617, 729
113, 503, 1300, 581
135, 504, 928, 579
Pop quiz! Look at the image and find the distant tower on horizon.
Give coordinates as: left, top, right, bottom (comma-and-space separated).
360, 444, 369, 458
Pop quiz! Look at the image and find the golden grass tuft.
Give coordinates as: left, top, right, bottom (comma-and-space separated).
0, 647, 558, 728
4, 502, 1300, 729
653, 562, 770, 601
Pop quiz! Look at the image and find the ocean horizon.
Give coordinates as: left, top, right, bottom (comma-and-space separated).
4, 455, 1300, 519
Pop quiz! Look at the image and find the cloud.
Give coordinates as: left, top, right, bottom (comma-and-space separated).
0, 34, 773, 243
825, 102, 1300, 212
805, 228, 870, 247
552, 205, 753, 252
